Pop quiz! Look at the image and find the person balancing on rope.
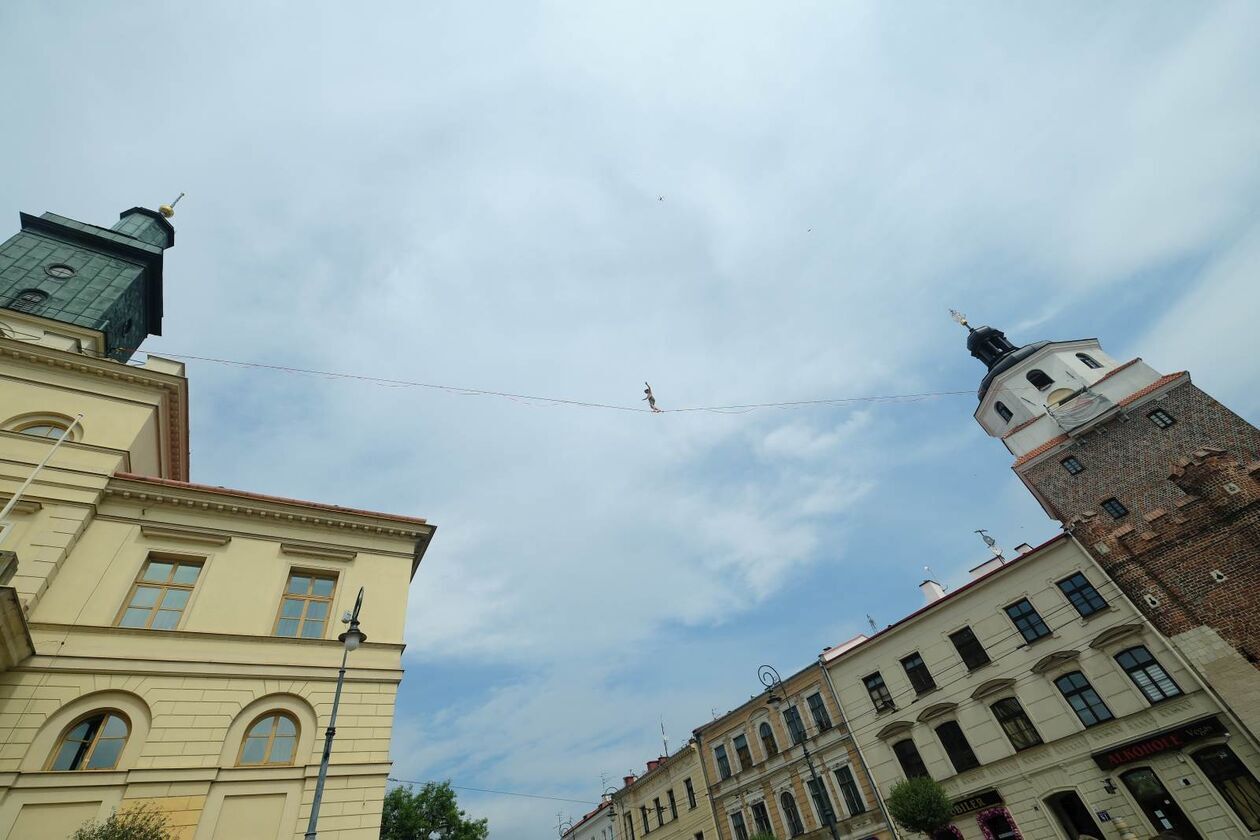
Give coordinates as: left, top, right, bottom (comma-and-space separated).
643, 382, 662, 413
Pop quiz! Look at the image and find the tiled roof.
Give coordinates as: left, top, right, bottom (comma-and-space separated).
1012, 434, 1070, 467
112, 472, 430, 526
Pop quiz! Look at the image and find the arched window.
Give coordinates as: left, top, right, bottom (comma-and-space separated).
48, 711, 129, 771
780, 791, 805, 837
1026, 369, 1054, 390
1076, 353, 1103, 369
994, 402, 1013, 423
759, 721, 778, 758
17, 424, 68, 439
10, 289, 48, 312
237, 712, 299, 766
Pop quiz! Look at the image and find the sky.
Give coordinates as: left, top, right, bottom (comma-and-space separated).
2, 2, 1259, 838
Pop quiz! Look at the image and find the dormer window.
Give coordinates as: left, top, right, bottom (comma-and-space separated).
994, 402, 1013, 423
1076, 353, 1103, 370
1027, 370, 1054, 390
10, 289, 48, 312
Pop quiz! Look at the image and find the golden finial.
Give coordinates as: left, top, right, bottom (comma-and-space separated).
159, 192, 185, 219
949, 309, 970, 330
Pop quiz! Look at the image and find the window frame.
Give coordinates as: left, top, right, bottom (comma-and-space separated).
667, 789, 678, 819
1147, 409, 1176, 429
759, 721, 779, 758
1191, 744, 1260, 831
714, 744, 732, 780
1115, 645, 1182, 704
783, 705, 807, 745
750, 801, 772, 835
45, 709, 131, 772
1026, 369, 1054, 390
900, 652, 937, 695
1101, 498, 1129, 519
779, 791, 805, 837
949, 626, 991, 671
729, 810, 749, 840
273, 568, 339, 639
991, 697, 1043, 751
833, 764, 866, 816
1005, 598, 1051, 644
1057, 572, 1108, 618
733, 732, 753, 771
1060, 456, 1085, 475
863, 672, 896, 712
114, 554, 204, 631
805, 776, 837, 828
1054, 671, 1114, 728
994, 402, 1013, 423
892, 738, 929, 779
684, 777, 697, 809
806, 692, 833, 732
236, 711, 300, 767
934, 720, 980, 773
1076, 352, 1104, 369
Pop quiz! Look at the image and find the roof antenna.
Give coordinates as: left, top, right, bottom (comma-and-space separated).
923, 565, 947, 592
159, 192, 185, 219
866, 614, 878, 634
660, 717, 670, 756
976, 529, 1005, 563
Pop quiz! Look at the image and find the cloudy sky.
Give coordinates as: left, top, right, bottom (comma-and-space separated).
3, 2, 1259, 837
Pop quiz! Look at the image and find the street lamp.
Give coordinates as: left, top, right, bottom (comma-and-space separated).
304, 587, 368, 839
603, 786, 620, 840
758, 665, 841, 840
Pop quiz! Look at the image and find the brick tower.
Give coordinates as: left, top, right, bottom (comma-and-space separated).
959, 314, 1260, 736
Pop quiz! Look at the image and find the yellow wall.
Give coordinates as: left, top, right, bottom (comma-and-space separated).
614, 746, 716, 840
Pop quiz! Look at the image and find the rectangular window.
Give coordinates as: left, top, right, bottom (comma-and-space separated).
1055, 671, 1114, 727
893, 738, 929, 779
1057, 572, 1108, 617
833, 766, 865, 816
116, 557, 202, 630
1115, 645, 1182, 703
934, 720, 980, 773
991, 697, 1043, 751
274, 570, 336, 638
668, 789, 677, 819
714, 745, 731, 780
806, 777, 836, 826
685, 778, 697, 809
783, 706, 807, 744
641, 807, 649, 835
1192, 745, 1260, 831
729, 812, 748, 840
1005, 598, 1051, 643
806, 692, 833, 731
1148, 409, 1176, 428
863, 672, 895, 711
733, 733, 753, 771
900, 652, 937, 694
750, 802, 772, 836
1061, 456, 1085, 475
654, 798, 664, 827
949, 626, 991, 670
1101, 497, 1129, 519
625, 815, 635, 840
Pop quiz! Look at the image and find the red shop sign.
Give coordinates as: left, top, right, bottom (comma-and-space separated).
1092, 716, 1225, 770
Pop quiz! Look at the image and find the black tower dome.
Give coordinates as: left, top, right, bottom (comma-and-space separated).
963, 323, 1051, 401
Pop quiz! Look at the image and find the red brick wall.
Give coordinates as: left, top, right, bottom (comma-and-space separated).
1017, 382, 1260, 663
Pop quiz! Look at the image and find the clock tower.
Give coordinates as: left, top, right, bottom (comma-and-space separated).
960, 315, 1260, 737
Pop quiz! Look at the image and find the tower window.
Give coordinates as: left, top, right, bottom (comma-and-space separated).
45, 263, 76, 279
1075, 353, 1103, 369
10, 289, 48, 312
1101, 498, 1129, 519
994, 402, 1013, 423
1147, 409, 1176, 428
1026, 369, 1054, 390
1060, 456, 1084, 475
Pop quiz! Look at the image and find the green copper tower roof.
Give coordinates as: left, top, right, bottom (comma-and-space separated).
0, 206, 174, 361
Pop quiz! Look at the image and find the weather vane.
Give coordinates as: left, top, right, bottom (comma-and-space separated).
949, 309, 971, 330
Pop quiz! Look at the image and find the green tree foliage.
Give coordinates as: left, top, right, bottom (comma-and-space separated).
885, 777, 953, 837
72, 803, 175, 840
381, 781, 490, 840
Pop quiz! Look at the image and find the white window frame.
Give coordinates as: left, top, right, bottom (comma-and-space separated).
829, 761, 868, 818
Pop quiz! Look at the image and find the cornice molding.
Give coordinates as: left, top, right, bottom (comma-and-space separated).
139, 524, 231, 546
281, 542, 357, 562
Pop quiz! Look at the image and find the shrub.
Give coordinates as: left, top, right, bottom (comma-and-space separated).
72, 803, 175, 840
885, 777, 953, 837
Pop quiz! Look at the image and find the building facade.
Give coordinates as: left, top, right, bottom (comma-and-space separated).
564, 799, 616, 840
612, 745, 717, 840
0, 204, 434, 839
822, 534, 1260, 840
962, 320, 1260, 741
694, 664, 890, 840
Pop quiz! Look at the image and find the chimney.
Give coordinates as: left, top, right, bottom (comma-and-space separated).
1015, 543, 1034, 555
920, 579, 946, 603
969, 557, 1004, 579
646, 760, 660, 772
623, 774, 637, 787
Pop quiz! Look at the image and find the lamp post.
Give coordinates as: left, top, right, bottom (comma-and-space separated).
304, 587, 367, 840
603, 786, 619, 840
758, 665, 841, 840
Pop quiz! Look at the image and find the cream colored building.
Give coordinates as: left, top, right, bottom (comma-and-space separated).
694, 665, 891, 840
612, 745, 717, 840
822, 535, 1260, 840
0, 204, 433, 839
